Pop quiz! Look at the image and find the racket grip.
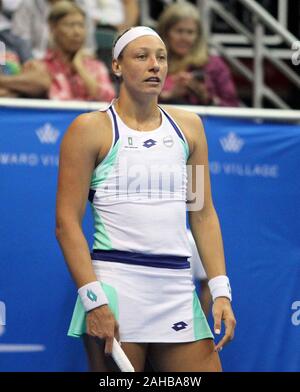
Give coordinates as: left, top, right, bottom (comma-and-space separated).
112, 338, 135, 372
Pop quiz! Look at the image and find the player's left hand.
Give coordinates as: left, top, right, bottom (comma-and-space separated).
212, 297, 236, 352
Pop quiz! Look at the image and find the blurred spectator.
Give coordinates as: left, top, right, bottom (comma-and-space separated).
0, 0, 32, 66
11, 0, 95, 59
88, 0, 139, 32
148, 0, 197, 23
0, 1, 115, 101
0, 0, 21, 13
0, 0, 32, 96
157, 1, 239, 107
89, 1, 139, 75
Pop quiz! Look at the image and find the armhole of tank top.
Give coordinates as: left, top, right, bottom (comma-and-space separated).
92, 108, 117, 173
159, 106, 191, 158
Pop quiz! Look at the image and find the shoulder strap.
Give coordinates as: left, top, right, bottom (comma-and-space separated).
159, 106, 189, 145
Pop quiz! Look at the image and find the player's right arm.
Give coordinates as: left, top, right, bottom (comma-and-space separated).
55, 112, 119, 353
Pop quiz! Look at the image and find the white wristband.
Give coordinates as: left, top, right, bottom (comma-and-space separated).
78, 281, 109, 312
208, 275, 232, 302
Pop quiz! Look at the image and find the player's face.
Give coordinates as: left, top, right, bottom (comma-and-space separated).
114, 36, 168, 97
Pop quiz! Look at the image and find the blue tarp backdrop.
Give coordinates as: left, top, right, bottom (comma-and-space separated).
0, 106, 299, 371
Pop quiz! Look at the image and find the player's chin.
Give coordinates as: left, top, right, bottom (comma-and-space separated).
142, 84, 163, 95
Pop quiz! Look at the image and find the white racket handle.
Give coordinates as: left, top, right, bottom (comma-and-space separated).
112, 338, 135, 372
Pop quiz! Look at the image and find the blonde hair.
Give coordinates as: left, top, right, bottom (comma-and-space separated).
48, 1, 85, 25
157, 1, 208, 73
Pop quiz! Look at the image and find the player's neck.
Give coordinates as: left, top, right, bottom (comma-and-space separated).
115, 91, 160, 126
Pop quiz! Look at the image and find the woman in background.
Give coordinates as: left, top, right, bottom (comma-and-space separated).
43, 1, 115, 101
157, 1, 239, 107
0, 1, 115, 101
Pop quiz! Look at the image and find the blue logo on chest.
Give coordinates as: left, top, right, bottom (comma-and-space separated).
143, 139, 157, 148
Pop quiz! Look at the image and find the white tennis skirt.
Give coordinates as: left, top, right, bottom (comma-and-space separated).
68, 260, 213, 343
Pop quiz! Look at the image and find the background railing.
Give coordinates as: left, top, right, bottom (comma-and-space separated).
1, 98, 299, 121
140, 0, 300, 109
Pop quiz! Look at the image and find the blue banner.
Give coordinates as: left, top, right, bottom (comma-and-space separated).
0, 106, 299, 371
203, 116, 300, 371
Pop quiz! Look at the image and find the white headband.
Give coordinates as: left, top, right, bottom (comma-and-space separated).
113, 26, 164, 60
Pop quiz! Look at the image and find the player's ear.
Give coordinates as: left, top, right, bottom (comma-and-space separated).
112, 59, 122, 78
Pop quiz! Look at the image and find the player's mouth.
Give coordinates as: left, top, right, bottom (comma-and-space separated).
144, 77, 161, 84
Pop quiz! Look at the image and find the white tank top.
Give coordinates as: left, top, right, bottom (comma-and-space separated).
89, 103, 192, 269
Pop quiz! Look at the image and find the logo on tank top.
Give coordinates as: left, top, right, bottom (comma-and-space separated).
124, 136, 138, 150
143, 139, 157, 149
172, 321, 188, 331
163, 135, 174, 148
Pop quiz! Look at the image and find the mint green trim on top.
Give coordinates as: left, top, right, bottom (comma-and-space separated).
90, 140, 120, 188
180, 139, 190, 162
90, 140, 120, 250
91, 205, 112, 250
68, 282, 119, 338
193, 291, 214, 341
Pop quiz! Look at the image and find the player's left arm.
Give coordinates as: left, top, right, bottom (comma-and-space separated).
180, 110, 236, 351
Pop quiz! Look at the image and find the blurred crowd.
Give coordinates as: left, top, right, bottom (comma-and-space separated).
0, 0, 240, 106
